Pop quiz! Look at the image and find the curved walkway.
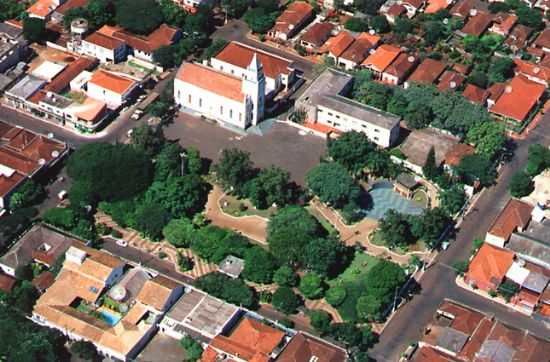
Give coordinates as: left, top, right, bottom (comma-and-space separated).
205, 185, 268, 244
310, 199, 413, 265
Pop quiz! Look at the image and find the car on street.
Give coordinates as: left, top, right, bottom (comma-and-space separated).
131, 109, 144, 120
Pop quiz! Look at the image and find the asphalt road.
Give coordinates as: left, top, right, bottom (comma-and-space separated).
212, 19, 316, 80
370, 116, 550, 361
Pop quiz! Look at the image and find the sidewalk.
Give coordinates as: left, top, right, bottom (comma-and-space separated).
205, 185, 268, 244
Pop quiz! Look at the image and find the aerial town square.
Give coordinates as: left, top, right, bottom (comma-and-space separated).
0, 0, 550, 361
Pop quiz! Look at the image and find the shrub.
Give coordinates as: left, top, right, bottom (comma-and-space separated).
273, 266, 298, 287
309, 310, 332, 335
325, 286, 347, 307
272, 286, 301, 314
180, 336, 203, 362
299, 273, 324, 300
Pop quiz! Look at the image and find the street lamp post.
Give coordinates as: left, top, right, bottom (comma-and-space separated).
180, 152, 187, 176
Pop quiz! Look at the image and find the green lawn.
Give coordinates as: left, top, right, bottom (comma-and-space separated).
370, 231, 427, 255
220, 194, 276, 219
328, 253, 382, 322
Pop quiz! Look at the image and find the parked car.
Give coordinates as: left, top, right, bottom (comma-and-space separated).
131, 109, 144, 120
115, 239, 128, 247
57, 190, 68, 200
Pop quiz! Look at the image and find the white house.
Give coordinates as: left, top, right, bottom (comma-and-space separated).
81, 32, 127, 63
211, 41, 296, 99
174, 56, 265, 129
86, 70, 138, 109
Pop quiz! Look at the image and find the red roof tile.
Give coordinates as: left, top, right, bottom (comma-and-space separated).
176, 62, 245, 102
490, 75, 546, 122
514, 58, 550, 85
325, 31, 355, 57
407, 58, 446, 85
444, 143, 475, 167
271, 1, 313, 36
214, 41, 293, 79
55, 0, 89, 15
84, 32, 125, 50
277, 333, 347, 362
384, 52, 418, 78
466, 243, 515, 291
462, 84, 488, 105
88, 70, 136, 95
534, 28, 550, 50
488, 199, 533, 240
461, 11, 493, 36
437, 70, 465, 92
45, 57, 98, 94
0, 273, 16, 293
362, 44, 402, 72
300, 22, 334, 48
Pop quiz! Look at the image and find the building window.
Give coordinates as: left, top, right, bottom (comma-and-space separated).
230, 109, 233, 118
335, 115, 340, 119
220, 105, 223, 115
374, 128, 380, 133
374, 137, 379, 141
328, 112, 333, 116
188, 94, 191, 103
239, 113, 242, 121
199, 98, 202, 107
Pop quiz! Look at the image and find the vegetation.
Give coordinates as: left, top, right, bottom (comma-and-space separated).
439, 184, 466, 216
509, 170, 534, 198
115, 0, 164, 34
180, 336, 203, 362
454, 154, 497, 187
273, 266, 298, 287
272, 286, 301, 314
70, 341, 99, 361
306, 162, 360, 209
242, 246, 279, 284
526, 144, 550, 176
23, 17, 46, 43
0, 0, 26, 22
195, 273, 256, 309
244, 0, 279, 34
8, 179, 45, 211
309, 310, 332, 335
162, 218, 195, 247
299, 273, 324, 300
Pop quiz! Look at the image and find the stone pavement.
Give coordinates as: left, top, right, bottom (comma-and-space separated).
95, 212, 217, 280
205, 185, 268, 244
310, 199, 418, 266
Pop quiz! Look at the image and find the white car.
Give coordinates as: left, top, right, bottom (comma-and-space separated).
115, 239, 128, 247
130, 109, 144, 120
57, 190, 68, 200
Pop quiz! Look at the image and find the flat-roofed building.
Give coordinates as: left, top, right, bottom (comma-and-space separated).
159, 288, 241, 340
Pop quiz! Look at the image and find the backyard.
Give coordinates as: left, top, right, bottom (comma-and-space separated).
327, 252, 382, 322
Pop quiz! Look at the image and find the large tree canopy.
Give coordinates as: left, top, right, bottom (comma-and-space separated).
267, 206, 322, 265
67, 143, 153, 203
214, 148, 255, 195
328, 131, 376, 174
306, 162, 360, 208
115, 0, 164, 34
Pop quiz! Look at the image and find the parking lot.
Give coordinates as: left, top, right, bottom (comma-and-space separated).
164, 113, 327, 185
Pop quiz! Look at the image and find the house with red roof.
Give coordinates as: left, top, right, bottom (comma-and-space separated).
382, 52, 418, 85
465, 243, 515, 292
201, 317, 287, 362
489, 13, 518, 37
80, 24, 180, 64
404, 58, 447, 88
299, 22, 334, 53
337, 33, 380, 71
486, 199, 534, 248
362, 44, 402, 79
490, 75, 546, 123
27, 0, 61, 20
267, 1, 314, 41
86, 70, 138, 109
462, 83, 489, 105
211, 41, 296, 99
437, 70, 465, 92
174, 57, 265, 129
533, 28, 550, 53
513, 58, 550, 86
460, 11, 493, 37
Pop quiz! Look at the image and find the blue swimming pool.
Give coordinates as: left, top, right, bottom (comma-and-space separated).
99, 309, 122, 326
361, 180, 425, 220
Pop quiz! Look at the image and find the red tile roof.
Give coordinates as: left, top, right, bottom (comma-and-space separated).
277, 333, 347, 362
412, 347, 454, 362
362, 44, 402, 72
466, 243, 514, 291
438, 301, 486, 335
88, 70, 136, 95
339, 38, 373, 64
99, 24, 179, 54
300, 22, 334, 48
490, 75, 546, 122
384, 53, 418, 78
386, 3, 407, 17
437, 70, 465, 92
461, 11, 493, 36
45, 57, 98, 94
462, 84, 488, 105
27, 0, 57, 18
32, 271, 56, 292
325, 31, 355, 57
271, 1, 313, 36
214, 41, 293, 79
84, 32, 125, 50
444, 143, 475, 167
0, 273, 16, 293
407, 58, 446, 85
176, 62, 245, 102
490, 13, 517, 36
209, 318, 285, 361
514, 58, 550, 85
534, 28, 550, 50
487, 198, 533, 240
55, 0, 89, 15
425, 0, 452, 13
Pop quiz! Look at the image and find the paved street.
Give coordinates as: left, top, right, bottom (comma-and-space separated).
212, 19, 316, 80
370, 115, 550, 361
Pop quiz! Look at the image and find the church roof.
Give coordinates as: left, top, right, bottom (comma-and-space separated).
176, 62, 245, 102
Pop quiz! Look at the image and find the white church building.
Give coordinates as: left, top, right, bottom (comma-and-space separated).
174, 55, 265, 129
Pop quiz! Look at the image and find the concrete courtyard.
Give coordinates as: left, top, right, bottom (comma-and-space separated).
164, 113, 327, 185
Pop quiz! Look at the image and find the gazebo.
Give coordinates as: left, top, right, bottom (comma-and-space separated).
394, 173, 419, 199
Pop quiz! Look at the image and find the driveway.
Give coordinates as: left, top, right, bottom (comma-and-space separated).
164, 114, 326, 185
370, 114, 550, 361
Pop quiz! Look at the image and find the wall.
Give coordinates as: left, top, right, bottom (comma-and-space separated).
174, 78, 250, 129
210, 58, 280, 97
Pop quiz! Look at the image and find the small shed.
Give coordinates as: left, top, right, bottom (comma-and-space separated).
218, 255, 245, 279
